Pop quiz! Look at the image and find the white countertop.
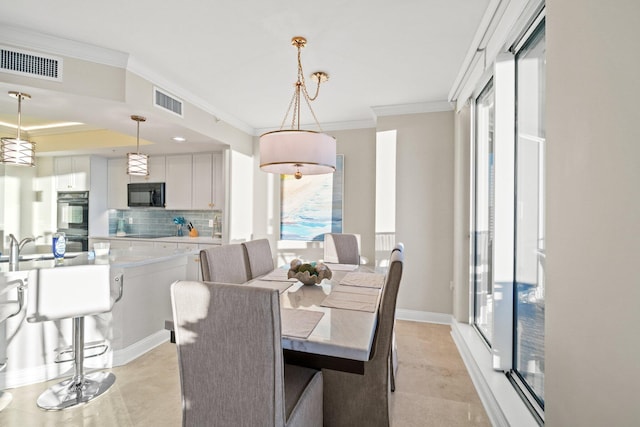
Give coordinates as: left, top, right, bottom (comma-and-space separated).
92, 235, 222, 245
0, 247, 193, 272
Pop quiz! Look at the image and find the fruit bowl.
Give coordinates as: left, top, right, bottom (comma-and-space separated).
287, 259, 332, 285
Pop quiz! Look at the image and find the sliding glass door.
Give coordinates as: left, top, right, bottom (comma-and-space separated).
514, 20, 546, 409
473, 80, 495, 345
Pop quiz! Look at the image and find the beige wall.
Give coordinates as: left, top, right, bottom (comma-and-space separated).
379, 111, 455, 314
546, 0, 640, 425
253, 115, 456, 316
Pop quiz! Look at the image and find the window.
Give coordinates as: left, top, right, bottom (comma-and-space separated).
513, 18, 546, 413
470, 9, 546, 421
473, 80, 495, 345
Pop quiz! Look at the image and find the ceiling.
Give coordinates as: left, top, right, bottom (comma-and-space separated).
0, 0, 489, 157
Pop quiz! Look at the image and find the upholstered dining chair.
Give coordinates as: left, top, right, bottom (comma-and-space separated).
242, 238, 275, 279
199, 244, 251, 283
321, 245, 404, 427
171, 280, 323, 427
323, 233, 361, 265
389, 242, 404, 392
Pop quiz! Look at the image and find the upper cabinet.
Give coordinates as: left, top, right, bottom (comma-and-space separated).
129, 156, 166, 183
107, 152, 225, 211
165, 154, 193, 209
192, 153, 224, 210
54, 156, 91, 191
107, 158, 130, 209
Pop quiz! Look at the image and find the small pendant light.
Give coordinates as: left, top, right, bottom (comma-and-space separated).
1, 91, 36, 167
127, 115, 149, 176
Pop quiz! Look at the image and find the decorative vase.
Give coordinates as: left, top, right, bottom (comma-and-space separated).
176, 224, 183, 236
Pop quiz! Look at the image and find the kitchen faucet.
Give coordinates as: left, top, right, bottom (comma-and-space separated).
8, 234, 35, 271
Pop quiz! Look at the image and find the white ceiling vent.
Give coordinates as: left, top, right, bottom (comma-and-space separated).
153, 87, 183, 117
0, 46, 63, 81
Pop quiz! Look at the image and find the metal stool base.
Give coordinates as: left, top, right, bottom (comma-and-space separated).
36, 371, 115, 411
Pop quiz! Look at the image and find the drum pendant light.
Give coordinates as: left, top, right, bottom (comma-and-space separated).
127, 115, 149, 176
259, 37, 336, 179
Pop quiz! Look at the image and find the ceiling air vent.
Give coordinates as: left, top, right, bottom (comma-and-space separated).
0, 46, 63, 81
154, 87, 183, 117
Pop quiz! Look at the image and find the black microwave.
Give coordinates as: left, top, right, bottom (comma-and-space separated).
128, 182, 166, 207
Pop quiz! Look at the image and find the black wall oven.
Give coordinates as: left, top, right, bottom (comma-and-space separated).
57, 191, 89, 251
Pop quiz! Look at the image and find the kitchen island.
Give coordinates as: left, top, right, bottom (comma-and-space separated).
0, 247, 192, 389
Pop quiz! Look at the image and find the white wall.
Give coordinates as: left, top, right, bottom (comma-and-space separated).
545, 0, 640, 425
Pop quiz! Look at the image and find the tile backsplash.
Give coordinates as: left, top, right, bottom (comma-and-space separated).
108, 209, 222, 237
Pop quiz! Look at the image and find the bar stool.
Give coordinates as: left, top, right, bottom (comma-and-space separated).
0, 277, 26, 411
26, 264, 122, 410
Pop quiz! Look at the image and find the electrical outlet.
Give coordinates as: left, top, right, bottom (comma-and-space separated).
128, 217, 133, 224
208, 219, 214, 227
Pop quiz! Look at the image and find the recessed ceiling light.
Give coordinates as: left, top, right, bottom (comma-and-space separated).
172, 136, 187, 143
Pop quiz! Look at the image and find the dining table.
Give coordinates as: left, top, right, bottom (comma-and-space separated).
249, 263, 386, 375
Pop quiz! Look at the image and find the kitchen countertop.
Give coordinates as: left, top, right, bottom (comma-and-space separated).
92, 235, 223, 245
0, 247, 194, 273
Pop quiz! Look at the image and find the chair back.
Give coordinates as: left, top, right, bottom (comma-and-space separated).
26, 265, 112, 322
171, 281, 286, 426
323, 233, 360, 265
371, 246, 404, 363
200, 244, 251, 283
242, 239, 275, 279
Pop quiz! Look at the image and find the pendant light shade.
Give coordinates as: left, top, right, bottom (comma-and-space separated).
1, 91, 35, 167
259, 37, 336, 179
260, 130, 336, 176
127, 115, 149, 176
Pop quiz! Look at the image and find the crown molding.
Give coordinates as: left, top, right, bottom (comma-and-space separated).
0, 24, 128, 68
371, 100, 453, 118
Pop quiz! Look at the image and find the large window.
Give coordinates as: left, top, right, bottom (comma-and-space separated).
470, 10, 546, 421
473, 80, 495, 345
514, 19, 546, 411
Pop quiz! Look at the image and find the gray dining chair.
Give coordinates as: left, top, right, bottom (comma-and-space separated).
321, 245, 404, 427
199, 244, 251, 283
388, 243, 404, 393
323, 233, 360, 265
171, 280, 323, 427
242, 238, 275, 279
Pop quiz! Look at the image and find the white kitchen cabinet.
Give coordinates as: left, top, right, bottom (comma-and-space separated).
153, 241, 177, 250
129, 156, 166, 183
165, 154, 192, 209
107, 158, 130, 209
54, 156, 91, 191
192, 152, 224, 210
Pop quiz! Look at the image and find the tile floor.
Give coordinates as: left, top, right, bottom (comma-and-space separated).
0, 321, 491, 426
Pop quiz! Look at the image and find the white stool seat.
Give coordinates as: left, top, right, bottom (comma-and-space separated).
26, 264, 117, 411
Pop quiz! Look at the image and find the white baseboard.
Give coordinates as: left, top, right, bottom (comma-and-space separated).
450, 320, 539, 427
395, 308, 453, 325
113, 330, 170, 367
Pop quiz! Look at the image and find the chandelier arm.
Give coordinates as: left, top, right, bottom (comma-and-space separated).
279, 89, 297, 130
302, 89, 323, 131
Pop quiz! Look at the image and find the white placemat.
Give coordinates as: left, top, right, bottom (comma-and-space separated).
320, 290, 379, 313
249, 280, 293, 294
281, 309, 324, 338
324, 263, 359, 271
259, 269, 298, 282
339, 272, 385, 289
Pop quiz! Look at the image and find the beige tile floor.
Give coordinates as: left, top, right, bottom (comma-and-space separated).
0, 321, 490, 426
